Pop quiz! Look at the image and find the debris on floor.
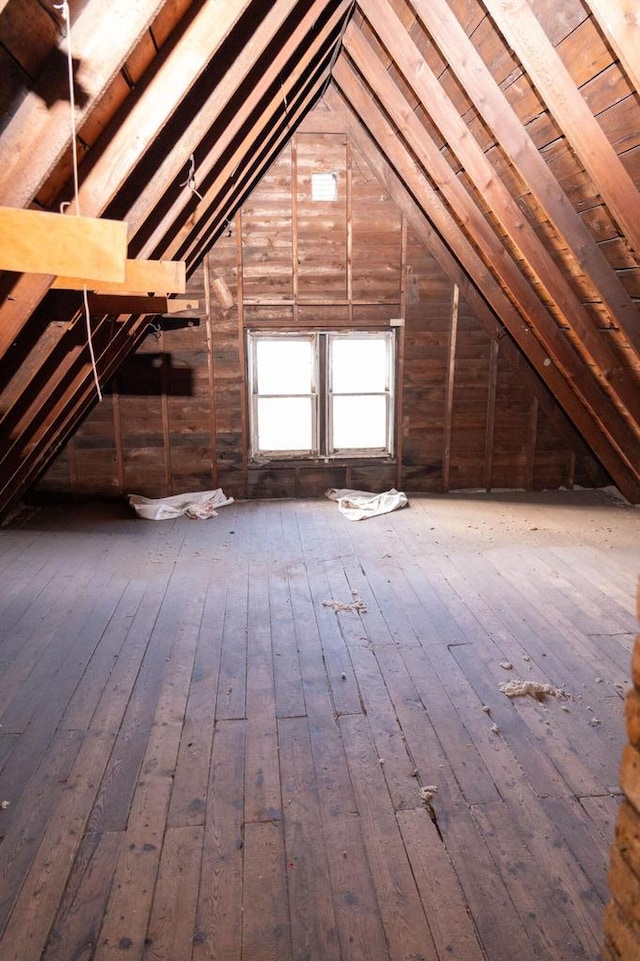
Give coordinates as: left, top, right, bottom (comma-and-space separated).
127, 488, 234, 520
420, 785, 438, 803
322, 598, 368, 613
0, 800, 9, 810
325, 487, 408, 521
499, 679, 569, 700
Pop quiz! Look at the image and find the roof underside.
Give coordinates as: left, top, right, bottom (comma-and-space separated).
0, 0, 639, 512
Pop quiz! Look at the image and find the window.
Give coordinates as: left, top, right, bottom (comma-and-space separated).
248, 331, 395, 460
311, 172, 338, 202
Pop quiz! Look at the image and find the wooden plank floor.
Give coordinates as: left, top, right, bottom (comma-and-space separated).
0, 489, 638, 961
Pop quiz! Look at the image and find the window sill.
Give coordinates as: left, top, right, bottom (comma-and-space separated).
248, 456, 397, 470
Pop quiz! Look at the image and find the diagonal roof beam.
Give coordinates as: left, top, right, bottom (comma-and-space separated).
482, 0, 640, 258
135, 0, 352, 262
176, 43, 338, 269
584, 0, 640, 97
408, 0, 640, 351
324, 85, 599, 473
145, 7, 352, 266
0, 4, 349, 505
338, 32, 639, 460
332, 53, 640, 499
349, 6, 640, 427
123, 0, 304, 239
71, 0, 253, 220
0, 0, 168, 207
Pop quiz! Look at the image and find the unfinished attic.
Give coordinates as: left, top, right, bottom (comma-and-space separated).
0, 0, 639, 959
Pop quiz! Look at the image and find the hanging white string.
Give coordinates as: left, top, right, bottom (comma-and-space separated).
180, 154, 204, 201
54, 0, 102, 402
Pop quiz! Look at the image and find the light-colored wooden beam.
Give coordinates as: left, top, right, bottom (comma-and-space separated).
583, 0, 640, 99
52, 259, 186, 294
482, 0, 640, 258
0, 207, 127, 282
409, 0, 640, 350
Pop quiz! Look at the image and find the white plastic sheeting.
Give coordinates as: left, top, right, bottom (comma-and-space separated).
325, 487, 408, 521
128, 489, 234, 520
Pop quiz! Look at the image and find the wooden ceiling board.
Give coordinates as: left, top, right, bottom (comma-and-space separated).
483, 0, 640, 256
410, 0, 640, 351
557, 16, 613, 88
347, 9, 631, 401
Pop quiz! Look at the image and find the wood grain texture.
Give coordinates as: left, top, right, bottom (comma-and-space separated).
1, 491, 634, 959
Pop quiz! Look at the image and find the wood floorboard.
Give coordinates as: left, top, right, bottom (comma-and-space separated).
0, 490, 637, 960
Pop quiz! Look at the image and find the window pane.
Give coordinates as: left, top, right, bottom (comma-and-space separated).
332, 395, 387, 449
256, 340, 313, 394
257, 397, 312, 451
331, 338, 387, 393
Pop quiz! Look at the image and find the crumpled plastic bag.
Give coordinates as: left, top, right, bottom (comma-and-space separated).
325, 487, 408, 521
128, 488, 234, 520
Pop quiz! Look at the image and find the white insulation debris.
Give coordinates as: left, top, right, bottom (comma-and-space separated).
420, 785, 438, 803
128, 488, 233, 520
322, 599, 367, 613
325, 488, 408, 521
499, 679, 569, 701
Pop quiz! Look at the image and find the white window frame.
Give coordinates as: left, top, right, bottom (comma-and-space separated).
247, 329, 395, 460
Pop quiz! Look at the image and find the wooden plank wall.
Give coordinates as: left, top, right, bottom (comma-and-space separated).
36, 104, 608, 503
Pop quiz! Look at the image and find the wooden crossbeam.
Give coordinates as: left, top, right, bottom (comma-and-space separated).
86, 294, 199, 315
0, 207, 127, 283
52, 259, 187, 294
